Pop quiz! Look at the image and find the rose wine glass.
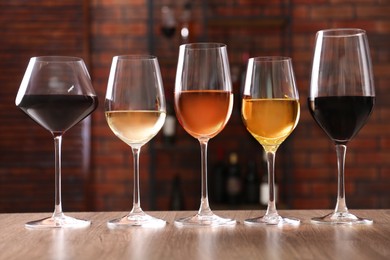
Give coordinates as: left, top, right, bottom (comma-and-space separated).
308, 29, 375, 224
174, 43, 236, 227
16, 56, 98, 228
242, 57, 300, 226
105, 55, 166, 228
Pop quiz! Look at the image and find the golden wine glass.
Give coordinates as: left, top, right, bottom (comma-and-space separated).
242, 56, 300, 226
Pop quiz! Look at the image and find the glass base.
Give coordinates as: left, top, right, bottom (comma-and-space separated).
107, 211, 166, 228
174, 212, 236, 227
311, 211, 373, 225
244, 213, 300, 226
25, 214, 90, 229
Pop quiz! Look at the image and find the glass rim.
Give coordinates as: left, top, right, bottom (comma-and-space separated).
318, 28, 366, 37
249, 56, 292, 62
180, 42, 227, 50
113, 54, 157, 60
31, 56, 84, 62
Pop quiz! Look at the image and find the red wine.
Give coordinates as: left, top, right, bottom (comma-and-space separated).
17, 94, 98, 135
308, 96, 374, 144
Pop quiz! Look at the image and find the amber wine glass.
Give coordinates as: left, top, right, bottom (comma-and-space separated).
105, 55, 166, 227
308, 29, 375, 224
174, 43, 236, 227
242, 57, 300, 226
16, 56, 98, 228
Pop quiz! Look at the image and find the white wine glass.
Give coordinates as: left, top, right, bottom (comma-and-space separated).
174, 43, 236, 227
242, 57, 300, 226
308, 29, 375, 224
16, 56, 98, 228
105, 55, 166, 228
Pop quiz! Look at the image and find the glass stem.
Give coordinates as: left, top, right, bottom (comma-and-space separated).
265, 150, 278, 217
53, 135, 64, 219
131, 147, 142, 214
334, 144, 348, 214
198, 138, 212, 216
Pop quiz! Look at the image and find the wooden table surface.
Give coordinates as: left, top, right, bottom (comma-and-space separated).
0, 210, 389, 260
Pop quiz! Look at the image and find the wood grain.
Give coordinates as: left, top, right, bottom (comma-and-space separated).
0, 210, 389, 260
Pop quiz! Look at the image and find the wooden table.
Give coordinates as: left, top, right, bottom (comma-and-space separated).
0, 210, 389, 260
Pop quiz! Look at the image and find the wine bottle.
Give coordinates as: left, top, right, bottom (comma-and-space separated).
180, 2, 192, 43
161, 5, 176, 39
170, 175, 185, 210
225, 152, 242, 205
260, 171, 268, 206
211, 148, 226, 204
244, 161, 259, 204
162, 101, 176, 145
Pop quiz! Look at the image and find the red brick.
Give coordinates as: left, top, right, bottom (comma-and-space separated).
311, 182, 337, 196
356, 6, 390, 18
291, 198, 332, 209
292, 21, 331, 33
295, 168, 332, 181
310, 6, 355, 20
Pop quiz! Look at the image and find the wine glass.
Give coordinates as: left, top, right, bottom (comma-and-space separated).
15, 56, 98, 228
308, 29, 375, 224
105, 55, 166, 228
174, 43, 236, 227
241, 57, 300, 226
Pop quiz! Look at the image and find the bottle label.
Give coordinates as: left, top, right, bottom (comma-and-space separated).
227, 178, 241, 195
163, 116, 176, 136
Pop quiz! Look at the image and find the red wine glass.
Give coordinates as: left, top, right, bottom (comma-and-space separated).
308, 29, 375, 224
16, 56, 98, 228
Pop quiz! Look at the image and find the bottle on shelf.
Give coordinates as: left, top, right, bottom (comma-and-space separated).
160, 5, 176, 39
225, 152, 242, 205
170, 174, 185, 210
244, 161, 259, 204
211, 147, 226, 204
162, 101, 176, 145
260, 171, 268, 206
180, 2, 192, 43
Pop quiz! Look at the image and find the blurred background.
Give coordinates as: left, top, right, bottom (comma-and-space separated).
0, 0, 389, 213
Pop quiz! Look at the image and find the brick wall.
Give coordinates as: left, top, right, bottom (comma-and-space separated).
290, 0, 390, 209
89, 0, 390, 211
0, 0, 91, 212
0, 0, 389, 213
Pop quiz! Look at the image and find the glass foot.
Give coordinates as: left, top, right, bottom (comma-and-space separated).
244, 213, 300, 226
311, 211, 373, 225
174, 212, 236, 227
25, 214, 90, 229
107, 211, 166, 228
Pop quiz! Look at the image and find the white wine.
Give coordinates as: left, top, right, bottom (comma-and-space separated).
106, 110, 166, 147
242, 98, 300, 151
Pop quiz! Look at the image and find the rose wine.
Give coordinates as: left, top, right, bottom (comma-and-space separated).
242, 98, 300, 150
17, 94, 98, 135
174, 90, 233, 139
105, 110, 166, 146
308, 96, 375, 144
